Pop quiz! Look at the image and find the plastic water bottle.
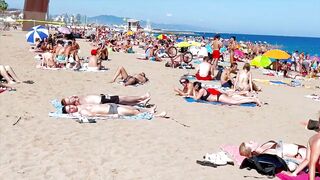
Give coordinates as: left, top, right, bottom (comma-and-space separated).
276, 140, 283, 158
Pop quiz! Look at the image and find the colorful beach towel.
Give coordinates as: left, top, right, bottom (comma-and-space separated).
276, 172, 320, 180
220, 144, 245, 166
184, 97, 257, 107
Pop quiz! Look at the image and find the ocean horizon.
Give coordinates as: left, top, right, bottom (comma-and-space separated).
183, 31, 320, 56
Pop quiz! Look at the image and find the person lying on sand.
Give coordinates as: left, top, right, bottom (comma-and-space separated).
283, 132, 320, 180
193, 81, 262, 106
174, 78, 194, 97
0, 65, 22, 84
110, 66, 148, 86
62, 104, 166, 117
234, 63, 261, 92
240, 141, 307, 171
61, 92, 151, 106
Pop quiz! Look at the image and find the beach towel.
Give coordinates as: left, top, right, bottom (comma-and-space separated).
184, 97, 257, 107
220, 144, 245, 166
276, 172, 320, 180
50, 99, 153, 122
0, 88, 7, 93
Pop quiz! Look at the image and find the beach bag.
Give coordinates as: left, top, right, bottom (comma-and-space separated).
240, 154, 289, 176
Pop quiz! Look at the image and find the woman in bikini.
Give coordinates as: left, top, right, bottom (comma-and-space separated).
110, 66, 148, 86
192, 81, 262, 106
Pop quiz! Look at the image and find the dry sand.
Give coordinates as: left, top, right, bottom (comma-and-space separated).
0, 31, 319, 180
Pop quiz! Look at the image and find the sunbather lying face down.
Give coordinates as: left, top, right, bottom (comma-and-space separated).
62, 104, 166, 117
61, 93, 151, 106
192, 81, 262, 106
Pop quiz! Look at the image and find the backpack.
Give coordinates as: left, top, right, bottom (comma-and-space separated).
240, 154, 289, 176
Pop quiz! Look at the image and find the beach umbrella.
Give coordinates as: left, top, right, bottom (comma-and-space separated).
157, 34, 167, 40
58, 27, 71, 34
263, 49, 291, 71
250, 56, 272, 68
175, 41, 191, 48
263, 49, 291, 59
25, 25, 49, 44
189, 41, 201, 47
234, 49, 245, 58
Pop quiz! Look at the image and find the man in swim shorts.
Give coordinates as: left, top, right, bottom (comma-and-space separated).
61, 93, 151, 106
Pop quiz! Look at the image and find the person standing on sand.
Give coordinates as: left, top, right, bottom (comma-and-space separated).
212, 34, 222, 69
228, 36, 237, 64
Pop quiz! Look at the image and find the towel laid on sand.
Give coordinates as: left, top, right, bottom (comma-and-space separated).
220, 144, 245, 166
276, 172, 320, 180
184, 97, 257, 107
50, 99, 153, 122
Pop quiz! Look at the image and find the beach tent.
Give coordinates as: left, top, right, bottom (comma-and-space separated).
250, 56, 272, 68
25, 25, 49, 44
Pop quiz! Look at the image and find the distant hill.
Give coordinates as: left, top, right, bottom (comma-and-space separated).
88, 15, 213, 32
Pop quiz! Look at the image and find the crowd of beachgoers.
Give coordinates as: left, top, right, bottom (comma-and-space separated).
1, 25, 320, 179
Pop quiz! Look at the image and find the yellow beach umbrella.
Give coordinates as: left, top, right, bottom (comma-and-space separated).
175, 41, 191, 48
263, 49, 291, 59
250, 55, 272, 68
189, 41, 201, 47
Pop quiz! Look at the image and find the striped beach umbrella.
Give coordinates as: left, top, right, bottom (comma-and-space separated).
25, 25, 49, 44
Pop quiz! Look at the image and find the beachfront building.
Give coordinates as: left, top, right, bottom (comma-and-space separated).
127, 19, 140, 32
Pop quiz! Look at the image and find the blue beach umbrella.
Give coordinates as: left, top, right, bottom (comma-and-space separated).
25, 25, 49, 44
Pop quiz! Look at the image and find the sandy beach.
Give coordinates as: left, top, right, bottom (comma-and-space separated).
1, 31, 320, 180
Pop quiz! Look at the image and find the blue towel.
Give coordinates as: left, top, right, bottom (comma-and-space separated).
184, 97, 256, 107
269, 81, 287, 85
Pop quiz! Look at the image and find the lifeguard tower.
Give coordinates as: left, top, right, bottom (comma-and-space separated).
127, 19, 140, 32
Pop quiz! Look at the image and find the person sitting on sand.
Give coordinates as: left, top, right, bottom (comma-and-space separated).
195, 56, 215, 80
220, 62, 238, 88
61, 92, 151, 106
97, 41, 109, 60
174, 78, 194, 97
87, 49, 103, 70
110, 66, 148, 86
0, 65, 22, 84
239, 141, 307, 171
193, 81, 262, 106
284, 132, 320, 179
234, 63, 261, 92
62, 104, 166, 117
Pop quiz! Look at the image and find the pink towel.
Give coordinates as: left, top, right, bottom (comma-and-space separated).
220, 144, 245, 166
0, 89, 6, 93
277, 172, 320, 180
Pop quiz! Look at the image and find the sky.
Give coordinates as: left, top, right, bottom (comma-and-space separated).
6, 0, 320, 37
